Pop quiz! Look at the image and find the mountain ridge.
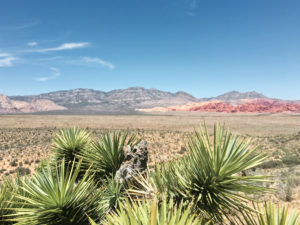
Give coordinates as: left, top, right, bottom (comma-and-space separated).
3, 88, 299, 114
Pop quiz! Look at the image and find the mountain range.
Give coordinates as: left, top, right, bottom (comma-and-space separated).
0, 87, 298, 114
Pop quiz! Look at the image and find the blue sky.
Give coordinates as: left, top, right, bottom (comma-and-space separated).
0, 0, 299, 99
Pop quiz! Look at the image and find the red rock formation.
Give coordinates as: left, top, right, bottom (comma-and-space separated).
167, 99, 300, 113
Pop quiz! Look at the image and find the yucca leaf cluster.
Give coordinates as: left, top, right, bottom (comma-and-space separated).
81, 132, 141, 180
243, 202, 300, 225
106, 198, 210, 225
51, 127, 91, 164
10, 159, 101, 225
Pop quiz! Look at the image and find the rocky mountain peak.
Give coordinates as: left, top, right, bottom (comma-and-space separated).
216, 91, 267, 101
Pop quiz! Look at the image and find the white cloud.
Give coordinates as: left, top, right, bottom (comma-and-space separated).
82, 57, 115, 70
0, 53, 18, 67
28, 41, 37, 46
35, 67, 60, 81
38, 42, 89, 52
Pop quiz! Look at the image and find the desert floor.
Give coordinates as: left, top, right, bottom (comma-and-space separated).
0, 112, 300, 210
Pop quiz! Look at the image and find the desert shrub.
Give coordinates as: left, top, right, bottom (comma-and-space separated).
51, 127, 91, 165
282, 150, 300, 165
284, 175, 297, 202
259, 159, 283, 169
11, 159, 102, 225
81, 131, 140, 180
15, 167, 30, 176
9, 159, 18, 167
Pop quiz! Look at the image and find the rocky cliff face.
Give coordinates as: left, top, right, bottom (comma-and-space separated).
0, 94, 66, 114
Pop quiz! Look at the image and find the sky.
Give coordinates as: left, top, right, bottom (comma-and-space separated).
0, 0, 299, 99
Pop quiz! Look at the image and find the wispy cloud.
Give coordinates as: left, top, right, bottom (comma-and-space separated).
37, 42, 89, 53
82, 57, 115, 70
0, 53, 18, 67
0, 21, 39, 30
35, 67, 60, 81
28, 41, 37, 46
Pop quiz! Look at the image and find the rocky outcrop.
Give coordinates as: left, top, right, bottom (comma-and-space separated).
0, 94, 66, 114
142, 99, 300, 113
0, 94, 19, 113
182, 99, 300, 113
115, 140, 148, 184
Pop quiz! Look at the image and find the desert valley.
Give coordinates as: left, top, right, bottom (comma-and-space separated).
1, 88, 300, 216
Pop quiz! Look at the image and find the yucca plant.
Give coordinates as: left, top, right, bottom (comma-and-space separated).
183, 124, 270, 215
10, 159, 102, 225
81, 131, 140, 180
131, 124, 271, 221
242, 201, 300, 225
105, 198, 210, 225
0, 179, 14, 224
99, 177, 126, 212
0, 176, 30, 224
51, 127, 91, 165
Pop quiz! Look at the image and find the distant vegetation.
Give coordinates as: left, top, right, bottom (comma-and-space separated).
1, 125, 300, 224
